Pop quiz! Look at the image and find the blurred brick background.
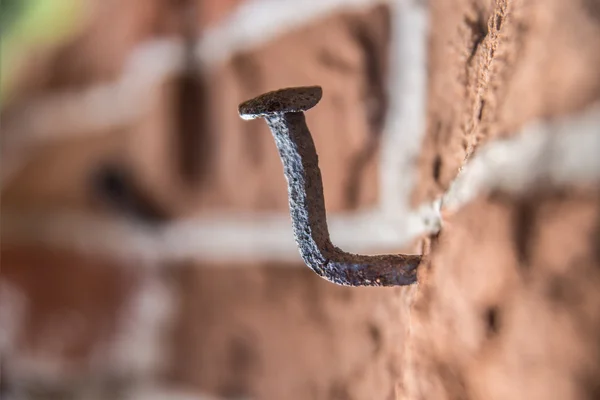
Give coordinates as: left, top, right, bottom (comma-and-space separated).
1, 2, 414, 399
2, 0, 600, 399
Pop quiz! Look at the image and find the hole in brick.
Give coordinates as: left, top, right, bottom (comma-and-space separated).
433, 155, 443, 182
485, 306, 501, 337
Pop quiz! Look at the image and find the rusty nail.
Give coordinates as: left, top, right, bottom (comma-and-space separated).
238, 86, 421, 287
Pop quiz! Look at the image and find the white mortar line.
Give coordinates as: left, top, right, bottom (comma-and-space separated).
0, 207, 438, 264
0, 39, 183, 154
107, 269, 174, 378
379, 0, 428, 216
443, 102, 600, 212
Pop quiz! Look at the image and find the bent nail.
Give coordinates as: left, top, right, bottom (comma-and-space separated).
239, 86, 421, 287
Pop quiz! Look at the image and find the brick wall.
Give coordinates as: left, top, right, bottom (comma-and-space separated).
2, 0, 600, 399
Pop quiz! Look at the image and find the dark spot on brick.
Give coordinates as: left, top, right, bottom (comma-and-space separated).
90, 163, 170, 224
464, 13, 488, 62
494, 13, 503, 30
368, 323, 383, 356
93, 164, 127, 200
433, 155, 443, 182
432, 119, 442, 140
477, 99, 485, 121
513, 200, 536, 269
485, 306, 500, 337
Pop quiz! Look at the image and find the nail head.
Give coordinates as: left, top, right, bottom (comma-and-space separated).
238, 86, 323, 120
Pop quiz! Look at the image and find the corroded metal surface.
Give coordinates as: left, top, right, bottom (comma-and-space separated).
239, 86, 421, 286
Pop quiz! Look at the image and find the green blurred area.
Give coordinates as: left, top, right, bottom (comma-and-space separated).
1, 0, 83, 102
